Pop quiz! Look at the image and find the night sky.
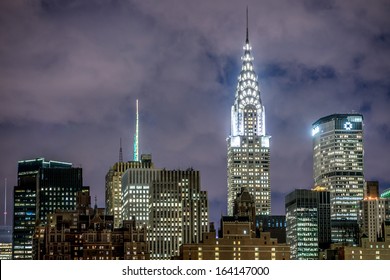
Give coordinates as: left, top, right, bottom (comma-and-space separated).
1, 0, 390, 226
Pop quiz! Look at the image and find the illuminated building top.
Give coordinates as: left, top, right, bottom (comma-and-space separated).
230, 11, 265, 138
381, 188, 390, 199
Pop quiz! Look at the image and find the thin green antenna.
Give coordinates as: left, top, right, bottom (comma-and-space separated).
133, 99, 139, 161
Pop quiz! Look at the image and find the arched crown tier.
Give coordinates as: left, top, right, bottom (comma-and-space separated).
231, 41, 265, 137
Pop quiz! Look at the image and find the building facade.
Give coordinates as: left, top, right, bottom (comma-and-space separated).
180, 220, 290, 260
227, 17, 271, 216
359, 198, 389, 242
13, 185, 36, 259
121, 155, 160, 226
285, 189, 320, 260
0, 225, 12, 260
313, 186, 332, 250
312, 114, 364, 244
180, 188, 289, 260
36, 166, 83, 224
13, 158, 82, 259
34, 189, 149, 260
256, 215, 286, 244
121, 166, 209, 259
148, 169, 208, 259
360, 180, 387, 242
105, 154, 154, 228
364, 181, 379, 199
341, 222, 390, 260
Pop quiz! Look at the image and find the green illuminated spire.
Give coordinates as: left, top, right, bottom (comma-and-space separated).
133, 99, 139, 161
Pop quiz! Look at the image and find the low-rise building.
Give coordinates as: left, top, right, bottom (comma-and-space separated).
34, 189, 149, 260
180, 188, 290, 260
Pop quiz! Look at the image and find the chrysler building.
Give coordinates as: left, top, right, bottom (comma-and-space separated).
227, 12, 271, 216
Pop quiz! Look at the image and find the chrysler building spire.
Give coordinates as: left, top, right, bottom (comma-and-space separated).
231, 9, 265, 138
246, 6, 249, 44
227, 11, 271, 216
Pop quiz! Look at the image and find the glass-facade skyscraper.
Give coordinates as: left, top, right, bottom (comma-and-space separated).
285, 189, 320, 260
12, 158, 82, 259
312, 114, 364, 245
227, 17, 271, 216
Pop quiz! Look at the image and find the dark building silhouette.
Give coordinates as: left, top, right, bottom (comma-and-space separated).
285, 188, 331, 259
364, 181, 379, 199
13, 158, 83, 259
256, 215, 286, 243
34, 189, 149, 260
233, 187, 256, 233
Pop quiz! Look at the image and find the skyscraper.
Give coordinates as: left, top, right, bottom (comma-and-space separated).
106, 156, 154, 228
121, 161, 209, 259
13, 158, 83, 259
359, 181, 390, 242
105, 100, 145, 228
148, 169, 208, 259
312, 114, 364, 244
359, 198, 388, 242
227, 11, 271, 216
285, 188, 331, 259
121, 154, 159, 225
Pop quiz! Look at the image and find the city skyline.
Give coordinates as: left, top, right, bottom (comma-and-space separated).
1, 0, 390, 227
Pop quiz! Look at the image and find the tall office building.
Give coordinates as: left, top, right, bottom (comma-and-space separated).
106, 155, 154, 228
227, 12, 271, 216
313, 187, 332, 250
286, 189, 320, 260
312, 114, 364, 244
105, 100, 146, 228
148, 169, 208, 259
121, 154, 159, 225
359, 198, 388, 242
13, 185, 36, 259
359, 181, 390, 242
122, 166, 209, 259
36, 166, 82, 224
12, 158, 82, 259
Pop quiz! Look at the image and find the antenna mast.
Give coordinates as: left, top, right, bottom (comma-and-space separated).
246, 6, 249, 43
133, 99, 139, 161
119, 138, 123, 162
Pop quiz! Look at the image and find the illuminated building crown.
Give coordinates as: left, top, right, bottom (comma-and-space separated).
231, 12, 265, 137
